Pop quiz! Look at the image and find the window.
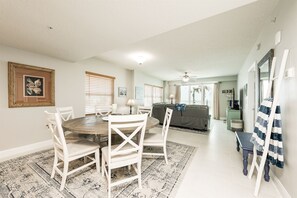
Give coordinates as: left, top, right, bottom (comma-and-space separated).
180, 86, 190, 104
85, 72, 115, 114
144, 84, 163, 106
180, 84, 214, 116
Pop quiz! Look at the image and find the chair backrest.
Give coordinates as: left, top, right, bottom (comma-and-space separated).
95, 105, 112, 116
111, 103, 117, 113
161, 108, 173, 142
137, 106, 153, 117
108, 114, 148, 162
56, 106, 74, 122
45, 111, 68, 157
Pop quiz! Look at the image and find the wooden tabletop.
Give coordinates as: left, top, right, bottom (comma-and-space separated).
62, 115, 159, 135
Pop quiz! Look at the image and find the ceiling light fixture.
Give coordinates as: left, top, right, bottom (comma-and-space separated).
130, 52, 153, 66
182, 72, 190, 82
136, 56, 145, 65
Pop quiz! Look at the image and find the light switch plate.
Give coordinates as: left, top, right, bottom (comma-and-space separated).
275, 31, 281, 46
285, 67, 295, 78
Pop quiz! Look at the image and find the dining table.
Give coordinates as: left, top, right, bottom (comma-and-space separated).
62, 115, 159, 137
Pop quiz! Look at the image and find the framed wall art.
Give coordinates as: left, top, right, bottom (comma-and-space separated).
8, 62, 55, 108
118, 87, 127, 97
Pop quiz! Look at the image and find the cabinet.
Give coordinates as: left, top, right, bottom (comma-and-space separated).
226, 108, 241, 130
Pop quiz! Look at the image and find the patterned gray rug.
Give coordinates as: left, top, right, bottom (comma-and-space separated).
0, 141, 196, 198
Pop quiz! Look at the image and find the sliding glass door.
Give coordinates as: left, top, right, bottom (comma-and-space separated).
144, 84, 163, 106
180, 84, 214, 116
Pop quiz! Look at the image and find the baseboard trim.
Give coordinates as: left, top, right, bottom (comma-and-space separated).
0, 140, 53, 162
271, 171, 291, 198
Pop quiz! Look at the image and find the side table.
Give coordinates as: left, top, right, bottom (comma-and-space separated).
235, 131, 270, 182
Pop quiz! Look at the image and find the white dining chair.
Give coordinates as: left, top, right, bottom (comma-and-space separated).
142, 108, 173, 164
95, 105, 112, 116
45, 111, 100, 191
56, 106, 83, 142
101, 114, 148, 198
95, 105, 114, 145
56, 106, 75, 121
137, 106, 153, 117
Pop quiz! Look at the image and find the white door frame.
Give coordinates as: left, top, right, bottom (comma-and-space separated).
246, 62, 257, 132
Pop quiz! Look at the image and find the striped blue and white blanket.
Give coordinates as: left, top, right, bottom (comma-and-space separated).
250, 98, 284, 168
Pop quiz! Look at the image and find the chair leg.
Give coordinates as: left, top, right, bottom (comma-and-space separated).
108, 167, 111, 198
60, 160, 69, 191
137, 162, 142, 189
128, 165, 131, 171
51, 153, 58, 178
101, 159, 104, 176
163, 145, 168, 164
95, 150, 100, 173
101, 156, 108, 177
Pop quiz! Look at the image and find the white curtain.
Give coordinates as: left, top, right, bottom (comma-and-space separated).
213, 83, 220, 119
175, 85, 181, 103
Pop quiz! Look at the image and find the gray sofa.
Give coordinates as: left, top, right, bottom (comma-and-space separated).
152, 103, 209, 131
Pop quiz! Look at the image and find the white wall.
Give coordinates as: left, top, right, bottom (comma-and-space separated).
0, 45, 159, 151
237, 0, 297, 196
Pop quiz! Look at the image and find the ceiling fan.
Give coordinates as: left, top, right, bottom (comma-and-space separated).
182, 72, 190, 82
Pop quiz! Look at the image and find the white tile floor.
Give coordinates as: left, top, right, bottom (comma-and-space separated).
168, 119, 282, 198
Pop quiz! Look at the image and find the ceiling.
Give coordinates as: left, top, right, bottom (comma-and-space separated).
0, 0, 279, 81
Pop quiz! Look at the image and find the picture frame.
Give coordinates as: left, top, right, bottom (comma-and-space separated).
118, 87, 127, 97
8, 62, 55, 108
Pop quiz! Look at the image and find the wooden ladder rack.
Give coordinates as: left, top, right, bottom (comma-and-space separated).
248, 49, 289, 196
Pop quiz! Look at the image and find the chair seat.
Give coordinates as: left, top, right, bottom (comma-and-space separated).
67, 140, 100, 158
143, 133, 164, 145
147, 127, 162, 133
102, 144, 138, 164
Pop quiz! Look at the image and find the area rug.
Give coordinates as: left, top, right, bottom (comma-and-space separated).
0, 141, 196, 198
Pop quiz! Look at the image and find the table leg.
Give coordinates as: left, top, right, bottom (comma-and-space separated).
93, 134, 101, 144
242, 150, 249, 175
264, 159, 270, 182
